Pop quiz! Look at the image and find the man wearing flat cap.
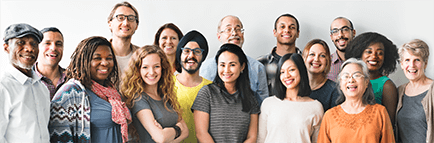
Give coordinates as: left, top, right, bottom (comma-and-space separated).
0, 23, 50, 143
200, 15, 268, 105
174, 30, 212, 142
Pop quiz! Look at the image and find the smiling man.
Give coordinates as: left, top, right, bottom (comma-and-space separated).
327, 17, 356, 82
258, 13, 302, 96
200, 15, 268, 105
1, 23, 50, 143
107, 1, 140, 77
174, 30, 212, 142
34, 27, 66, 100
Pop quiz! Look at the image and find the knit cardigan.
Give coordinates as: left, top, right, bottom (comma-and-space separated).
49, 79, 91, 143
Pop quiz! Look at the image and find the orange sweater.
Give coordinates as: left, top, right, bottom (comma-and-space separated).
318, 104, 395, 143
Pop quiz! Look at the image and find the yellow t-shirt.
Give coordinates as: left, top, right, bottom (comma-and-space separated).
174, 76, 212, 142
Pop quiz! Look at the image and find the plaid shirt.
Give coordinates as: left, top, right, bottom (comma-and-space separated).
257, 46, 302, 96
33, 63, 66, 100
326, 51, 343, 82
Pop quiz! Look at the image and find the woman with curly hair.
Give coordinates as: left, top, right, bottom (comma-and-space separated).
49, 36, 131, 143
120, 45, 188, 142
345, 32, 399, 123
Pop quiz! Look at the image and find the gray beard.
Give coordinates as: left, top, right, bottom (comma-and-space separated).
10, 54, 33, 70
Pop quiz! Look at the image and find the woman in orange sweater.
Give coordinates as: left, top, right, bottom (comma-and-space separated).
318, 58, 395, 143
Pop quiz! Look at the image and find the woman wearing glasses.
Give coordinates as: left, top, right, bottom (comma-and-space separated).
345, 32, 399, 123
192, 44, 259, 143
395, 39, 433, 143
120, 45, 188, 142
257, 53, 323, 143
318, 58, 395, 143
154, 23, 183, 74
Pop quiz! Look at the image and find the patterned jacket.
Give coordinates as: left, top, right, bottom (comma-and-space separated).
49, 79, 91, 143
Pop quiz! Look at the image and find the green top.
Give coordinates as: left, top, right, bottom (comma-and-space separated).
370, 76, 390, 104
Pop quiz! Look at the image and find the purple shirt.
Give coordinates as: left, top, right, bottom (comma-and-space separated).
33, 64, 66, 100
326, 51, 343, 82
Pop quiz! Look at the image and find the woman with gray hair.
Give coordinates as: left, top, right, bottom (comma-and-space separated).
318, 58, 395, 143
395, 39, 433, 143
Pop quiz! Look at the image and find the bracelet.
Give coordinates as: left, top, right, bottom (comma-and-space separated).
173, 125, 181, 139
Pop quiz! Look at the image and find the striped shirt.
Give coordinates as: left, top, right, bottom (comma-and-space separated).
326, 51, 343, 82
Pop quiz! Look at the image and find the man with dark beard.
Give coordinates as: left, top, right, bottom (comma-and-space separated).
174, 30, 212, 142
258, 13, 302, 96
326, 17, 356, 82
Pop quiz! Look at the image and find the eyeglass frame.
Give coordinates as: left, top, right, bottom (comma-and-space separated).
330, 26, 353, 35
340, 72, 365, 81
181, 47, 204, 56
112, 14, 137, 22
219, 27, 245, 34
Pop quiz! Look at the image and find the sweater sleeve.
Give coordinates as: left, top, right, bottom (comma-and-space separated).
49, 81, 91, 143
317, 110, 332, 143
256, 100, 269, 143
379, 105, 395, 143
311, 103, 324, 143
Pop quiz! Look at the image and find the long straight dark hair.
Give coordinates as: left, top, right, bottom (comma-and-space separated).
213, 43, 257, 113
274, 53, 311, 100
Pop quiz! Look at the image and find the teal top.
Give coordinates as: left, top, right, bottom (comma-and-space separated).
370, 76, 390, 104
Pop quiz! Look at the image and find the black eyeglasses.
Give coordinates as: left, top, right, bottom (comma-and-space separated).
113, 14, 137, 22
181, 47, 204, 56
330, 26, 352, 35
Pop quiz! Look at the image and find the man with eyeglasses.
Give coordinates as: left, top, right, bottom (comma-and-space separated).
107, 1, 140, 77
174, 30, 212, 142
257, 13, 302, 96
200, 15, 268, 105
327, 17, 356, 82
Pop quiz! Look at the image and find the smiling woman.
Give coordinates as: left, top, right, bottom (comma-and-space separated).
345, 32, 399, 124
192, 43, 259, 143
49, 36, 132, 143
318, 58, 395, 143
120, 45, 188, 143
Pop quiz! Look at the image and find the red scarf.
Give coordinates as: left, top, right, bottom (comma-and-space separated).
91, 81, 131, 143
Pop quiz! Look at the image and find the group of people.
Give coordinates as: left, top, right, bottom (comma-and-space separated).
1, 1, 432, 143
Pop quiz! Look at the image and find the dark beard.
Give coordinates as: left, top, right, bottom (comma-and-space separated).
334, 37, 349, 52
182, 58, 202, 74
336, 46, 346, 52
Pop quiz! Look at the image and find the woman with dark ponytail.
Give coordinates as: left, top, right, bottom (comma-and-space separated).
192, 43, 259, 143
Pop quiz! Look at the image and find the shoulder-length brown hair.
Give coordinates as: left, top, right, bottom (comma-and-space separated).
121, 45, 180, 115
66, 36, 119, 89
302, 39, 332, 76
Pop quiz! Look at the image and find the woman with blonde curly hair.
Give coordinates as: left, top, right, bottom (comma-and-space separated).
121, 45, 188, 142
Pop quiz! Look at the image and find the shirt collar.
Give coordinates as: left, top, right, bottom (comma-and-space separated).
271, 46, 302, 60
331, 51, 342, 63
33, 62, 66, 81
7, 64, 41, 85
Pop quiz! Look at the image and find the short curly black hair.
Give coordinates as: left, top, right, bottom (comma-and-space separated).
345, 32, 399, 75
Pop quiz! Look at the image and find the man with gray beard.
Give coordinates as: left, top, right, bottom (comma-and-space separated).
200, 15, 268, 105
0, 23, 50, 143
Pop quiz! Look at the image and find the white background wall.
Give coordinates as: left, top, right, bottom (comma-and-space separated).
1, 0, 433, 87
